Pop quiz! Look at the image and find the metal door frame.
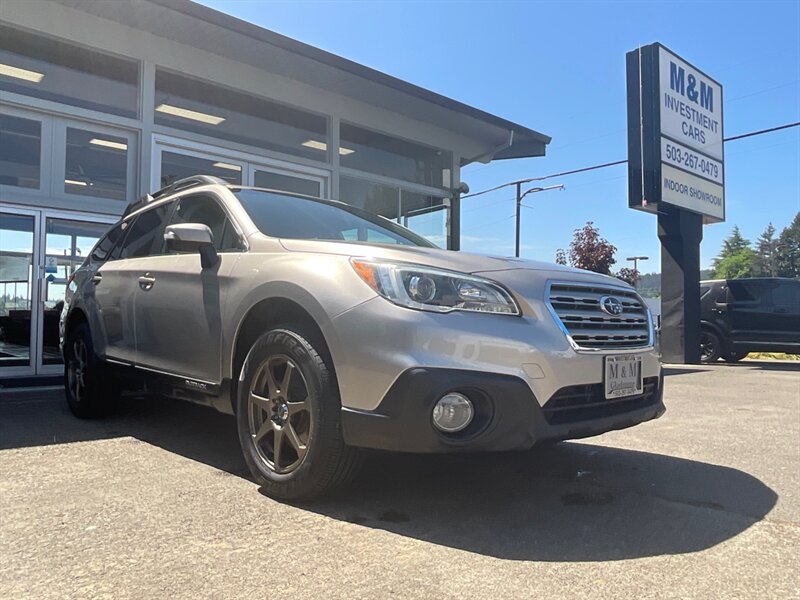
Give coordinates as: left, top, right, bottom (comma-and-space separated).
1, 202, 115, 377
0, 205, 41, 378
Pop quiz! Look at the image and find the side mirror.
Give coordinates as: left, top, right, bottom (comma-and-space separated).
164, 223, 218, 268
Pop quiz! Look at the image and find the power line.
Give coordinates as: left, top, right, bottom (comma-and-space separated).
462, 121, 800, 201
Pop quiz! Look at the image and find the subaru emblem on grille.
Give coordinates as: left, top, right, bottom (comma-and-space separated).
600, 296, 624, 316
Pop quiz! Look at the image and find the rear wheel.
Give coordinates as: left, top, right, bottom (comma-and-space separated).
64, 322, 119, 418
236, 327, 362, 501
699, 329, 721, 363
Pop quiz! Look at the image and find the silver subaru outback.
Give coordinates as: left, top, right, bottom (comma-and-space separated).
61, 175, 664, 500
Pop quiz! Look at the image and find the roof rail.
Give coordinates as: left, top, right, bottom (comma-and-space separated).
122, 175, 228, 218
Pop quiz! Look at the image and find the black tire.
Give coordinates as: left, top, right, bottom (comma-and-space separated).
236, 327, 362, 501
722, 351, 748, 363
64, 322, 119, 418
699, 329, 722, 363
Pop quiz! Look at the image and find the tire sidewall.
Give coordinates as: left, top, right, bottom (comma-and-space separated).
236, 328, 340, 496
700, 329, 722, 363
64, 322, 111, 417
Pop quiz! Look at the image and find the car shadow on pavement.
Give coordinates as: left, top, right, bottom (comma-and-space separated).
1, 390, 778, 562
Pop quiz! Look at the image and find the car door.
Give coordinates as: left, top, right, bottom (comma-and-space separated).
768, 280, 800, 346
82, 221, 136, 362
102, 201, 176, 366
724, 280, 773, 343
133, 193, 242, 384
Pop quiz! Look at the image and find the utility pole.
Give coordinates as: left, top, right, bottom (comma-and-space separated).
514, 184, 564, 258
626, 255, 649, 287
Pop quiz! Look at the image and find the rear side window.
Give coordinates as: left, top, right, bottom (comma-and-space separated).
119, 202, 173, 259
771, 282, 800, 309
90, 222, 128, 263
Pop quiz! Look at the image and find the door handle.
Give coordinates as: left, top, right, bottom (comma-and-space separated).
138, 273, 156, 291
91, 274, 103, 285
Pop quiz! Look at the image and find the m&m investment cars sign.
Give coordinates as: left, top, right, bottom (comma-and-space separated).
626, 43, 725, 223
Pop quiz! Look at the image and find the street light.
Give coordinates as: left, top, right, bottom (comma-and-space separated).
626, 255, 649, 287
514, 183, 564, 257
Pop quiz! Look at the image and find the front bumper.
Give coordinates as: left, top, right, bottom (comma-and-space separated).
341, 366, 665, 452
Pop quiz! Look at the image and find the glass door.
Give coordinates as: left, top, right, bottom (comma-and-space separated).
36, 213, 112, 374
0, 208, 38, 376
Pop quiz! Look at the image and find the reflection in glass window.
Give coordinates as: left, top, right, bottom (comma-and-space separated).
0, 24, 139, 118
340, 177, 446, 246
340, 176, 399, 219
340, 122, 452, 188
254, 170, 321, 197
160, 151, 242, 187
0, 212, 35, 366
0, 113, 41, 189
155, 69, 328, 161
65, 128, 128, 200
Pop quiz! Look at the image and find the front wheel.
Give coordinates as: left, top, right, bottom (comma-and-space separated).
699, 330, 722, 363
64, 322, 119, 418
236, 327, 362, 501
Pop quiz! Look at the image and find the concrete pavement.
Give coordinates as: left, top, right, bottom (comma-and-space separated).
1, 360, 798, 599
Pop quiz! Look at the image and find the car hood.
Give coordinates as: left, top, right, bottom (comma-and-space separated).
276, 238, 628, 288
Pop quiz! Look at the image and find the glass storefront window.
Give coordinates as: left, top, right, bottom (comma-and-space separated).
41, 218, 108, 364
160, 151, 243, 187
340, 176, 400, 219
0, 25, 139, 118
0, 212, 35, 367
340, 122, 452, 189
254, 169, 321, 197
339, 176, 446, 247
155, 69, 328, 162
64, 128, 129, 200
0, 113, 41, 189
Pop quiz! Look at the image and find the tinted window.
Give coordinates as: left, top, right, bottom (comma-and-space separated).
235, 189, 433, 247
0, 113, 40, 189
168, 195, 238, 251
727, 281, 766, 302
771, 282, 800, 309
119, 203, 173, 259
91, 222, 128, 263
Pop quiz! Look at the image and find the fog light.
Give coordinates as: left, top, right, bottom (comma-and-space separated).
432, 392, 474, 433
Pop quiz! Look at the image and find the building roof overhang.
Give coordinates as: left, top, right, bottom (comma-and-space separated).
57, 0, 551, 164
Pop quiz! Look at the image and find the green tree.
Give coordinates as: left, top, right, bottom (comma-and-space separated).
712, 225, 754, 278
714, 248, 758, 279
754, 223, 777, 276
775, 212, 800, 278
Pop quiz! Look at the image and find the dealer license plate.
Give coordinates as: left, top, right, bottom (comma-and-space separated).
604, 355, 643, 399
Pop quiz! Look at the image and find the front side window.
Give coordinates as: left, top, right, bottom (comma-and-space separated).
235, 189, 433, 247
168, 195, 239, 252
119, 203, 173, 259
90, 222, 128, 263
727, 281, 766, 303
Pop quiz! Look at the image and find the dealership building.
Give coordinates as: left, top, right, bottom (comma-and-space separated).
0, 0, 550, 379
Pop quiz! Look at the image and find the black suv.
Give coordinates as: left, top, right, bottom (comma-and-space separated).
699, 278, 800, 362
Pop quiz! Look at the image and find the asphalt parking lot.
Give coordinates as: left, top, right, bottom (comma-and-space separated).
1, 361, 798, 599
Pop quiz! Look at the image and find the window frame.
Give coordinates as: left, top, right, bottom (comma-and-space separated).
166, 192, 244, 253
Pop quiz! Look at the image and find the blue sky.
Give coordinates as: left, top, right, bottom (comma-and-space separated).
199, 0, 799, 271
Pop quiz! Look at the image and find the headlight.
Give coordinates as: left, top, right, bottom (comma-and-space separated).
351, 259, 520, 315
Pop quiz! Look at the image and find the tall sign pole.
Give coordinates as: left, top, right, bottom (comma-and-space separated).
626, 43, 725, 364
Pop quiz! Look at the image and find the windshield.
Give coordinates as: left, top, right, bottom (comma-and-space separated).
234, 189, 436, 247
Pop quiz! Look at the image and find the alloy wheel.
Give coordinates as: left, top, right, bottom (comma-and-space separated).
67, 338, 88, 403
247, 354, 312, 474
